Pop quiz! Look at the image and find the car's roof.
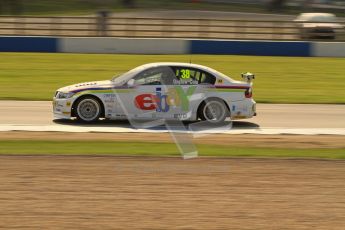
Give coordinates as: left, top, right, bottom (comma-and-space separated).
296, 13, 336, 21
299, 13, 335, 17
139, 62, 220, 74
143, 62, 241, 82
140, 62, 210, 68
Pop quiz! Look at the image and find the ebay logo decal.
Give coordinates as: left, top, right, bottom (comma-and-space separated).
135, 86, 196, 112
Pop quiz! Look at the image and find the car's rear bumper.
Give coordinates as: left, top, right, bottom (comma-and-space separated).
304, 28, 336, 38
230, 98, 256, 120
312, 32, 335, 38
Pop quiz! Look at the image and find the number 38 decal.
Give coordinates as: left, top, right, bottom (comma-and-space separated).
176, 69, 190, 79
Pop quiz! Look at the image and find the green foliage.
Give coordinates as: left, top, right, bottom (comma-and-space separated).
0, 140, 345, 159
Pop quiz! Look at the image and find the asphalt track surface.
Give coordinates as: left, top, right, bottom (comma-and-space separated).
1, 101, 345, 131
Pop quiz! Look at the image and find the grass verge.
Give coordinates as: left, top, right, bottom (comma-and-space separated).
0, 53, 345, 104
0, 140, 344, 159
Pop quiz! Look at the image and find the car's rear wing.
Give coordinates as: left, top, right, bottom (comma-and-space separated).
241, 72, 255, 84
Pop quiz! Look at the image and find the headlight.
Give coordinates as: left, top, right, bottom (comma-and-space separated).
56, 91, 75, 99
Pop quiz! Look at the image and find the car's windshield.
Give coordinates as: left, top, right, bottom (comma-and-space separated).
111, 65, 147, 84
111, 73, 126, 83
310, 15, 335, 22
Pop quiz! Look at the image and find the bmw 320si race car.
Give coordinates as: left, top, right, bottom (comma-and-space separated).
53, 62, 256, 124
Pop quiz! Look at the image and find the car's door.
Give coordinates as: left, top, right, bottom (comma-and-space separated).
116, 66, 176, 120
167, 66, 216, 120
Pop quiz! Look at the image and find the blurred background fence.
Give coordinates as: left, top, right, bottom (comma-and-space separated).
0, 15, 344, 41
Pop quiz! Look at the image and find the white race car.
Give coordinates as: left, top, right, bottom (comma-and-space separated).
53, 62, 256, 124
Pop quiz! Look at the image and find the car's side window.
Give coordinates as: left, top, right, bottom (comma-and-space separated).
133, 67, 176, 85
172, 67, 216, 85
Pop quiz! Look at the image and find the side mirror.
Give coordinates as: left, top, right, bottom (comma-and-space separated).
241, 72, 255, 83
127, 79, 135, 87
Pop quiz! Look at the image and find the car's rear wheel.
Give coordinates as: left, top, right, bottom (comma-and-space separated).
75, 97, 102, 122
198, 99, 228, 124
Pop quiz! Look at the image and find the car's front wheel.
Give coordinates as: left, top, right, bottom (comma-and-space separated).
198, 99, 228, 124
75, 97, 102, 122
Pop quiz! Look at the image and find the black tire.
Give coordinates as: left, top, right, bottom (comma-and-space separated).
75, 96, 102, 122
198, 99, 229, 124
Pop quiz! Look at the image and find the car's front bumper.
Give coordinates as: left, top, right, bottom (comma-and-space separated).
53, 97, 73, 119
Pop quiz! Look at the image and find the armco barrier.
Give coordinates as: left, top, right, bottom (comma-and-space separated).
312, 42, 345, 57
190, 40, 311, 57
0, 36, 344, 57
0, 36, 57, 52
59, 37, 188, 54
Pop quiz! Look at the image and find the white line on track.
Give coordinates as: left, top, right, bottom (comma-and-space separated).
1, 124, 345, 135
